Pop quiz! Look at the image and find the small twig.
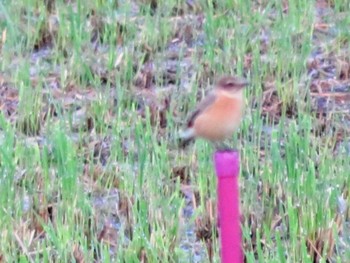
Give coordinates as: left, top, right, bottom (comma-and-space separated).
14, 232, 35, 263
311, 92, 350, 97
307, 238, 323, 259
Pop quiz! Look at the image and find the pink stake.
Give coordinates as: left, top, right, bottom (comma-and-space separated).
214, 150, 243, 263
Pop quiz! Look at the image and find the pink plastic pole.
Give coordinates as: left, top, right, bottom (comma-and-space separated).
214, 150, 243, 263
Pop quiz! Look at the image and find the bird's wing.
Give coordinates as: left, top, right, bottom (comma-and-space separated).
186, 92, 217, 127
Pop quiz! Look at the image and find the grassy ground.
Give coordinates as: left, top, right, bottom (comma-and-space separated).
1, 0, 350, 262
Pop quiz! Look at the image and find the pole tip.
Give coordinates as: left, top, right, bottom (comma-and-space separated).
214, 150, 240, 178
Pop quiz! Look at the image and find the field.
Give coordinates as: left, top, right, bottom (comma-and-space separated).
1, 0, 350, 262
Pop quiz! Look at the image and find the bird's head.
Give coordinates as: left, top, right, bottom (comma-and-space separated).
216, 76, 249, 95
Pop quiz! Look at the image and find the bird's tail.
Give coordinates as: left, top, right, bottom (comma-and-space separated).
178, 128, 196, 148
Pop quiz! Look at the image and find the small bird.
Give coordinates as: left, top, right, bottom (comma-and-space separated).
179, 76, 248, 149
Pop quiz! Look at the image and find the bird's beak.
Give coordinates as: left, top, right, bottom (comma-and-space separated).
237, 78, 249, 88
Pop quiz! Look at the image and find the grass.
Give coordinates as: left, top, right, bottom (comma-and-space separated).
1, 0, 350, 262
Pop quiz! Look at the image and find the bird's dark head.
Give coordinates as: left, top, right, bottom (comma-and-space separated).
216, 76, 249, 92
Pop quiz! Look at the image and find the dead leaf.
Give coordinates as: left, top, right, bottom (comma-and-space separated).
336, 58, 350, 80
271, 214, 283, 230
134, 61, 154, 90
71, 105, 95, 132
117, 192, 134, 238
194, 199, 217, 262
307, 213, 342, 261
314, 22, 330, 32
91, 137, 111, 166
139, 248, 148, 263
171, 166, 190, 184
242, 212, 258, 251
1, 29, 6, 47
73, 244, 85, 263
31, 168, 54, 238
98, 220, 118, 248
243, 53, 252, 70
114, 52, 124, 68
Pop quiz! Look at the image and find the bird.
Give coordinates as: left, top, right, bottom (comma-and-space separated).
179, 75, 248, 149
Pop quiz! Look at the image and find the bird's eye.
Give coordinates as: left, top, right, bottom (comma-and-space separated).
223, 82, 235, 89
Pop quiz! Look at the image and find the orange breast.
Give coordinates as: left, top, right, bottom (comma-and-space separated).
193, 96, 243, 141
